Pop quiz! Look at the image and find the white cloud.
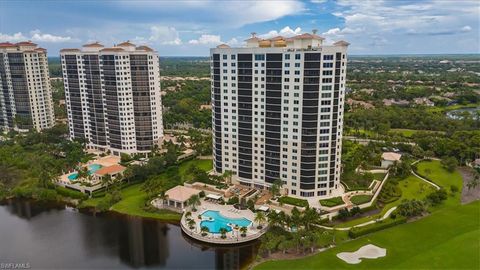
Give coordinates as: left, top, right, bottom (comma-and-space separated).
325, 0, 479, 52
115, 1, 305, 28
260, 26, 303, 39
0, 32, 27, 42
461, 25, 472, 32
149, 26, 182, 45
0, 30, 74, 43
310, 0, 327, 3
189, 34, 222, 45
30, 30, 74, 42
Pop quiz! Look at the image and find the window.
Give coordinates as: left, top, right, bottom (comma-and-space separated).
323, 55, 334, 60
295, 54, 301, 60
255, 54, 265, 61
284, 54, 290, 60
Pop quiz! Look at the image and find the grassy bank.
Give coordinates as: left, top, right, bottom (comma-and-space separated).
256, 200, 480, 269
79, 159, 212, 221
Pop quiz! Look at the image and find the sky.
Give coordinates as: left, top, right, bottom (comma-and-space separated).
0, 0, 479, 56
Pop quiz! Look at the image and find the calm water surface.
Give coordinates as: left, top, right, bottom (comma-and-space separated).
0, 200, 258, 269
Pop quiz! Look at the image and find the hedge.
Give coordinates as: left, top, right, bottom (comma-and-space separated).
55, 186, 88, 200
278, 196, 309, 208
348, 215, 407, 238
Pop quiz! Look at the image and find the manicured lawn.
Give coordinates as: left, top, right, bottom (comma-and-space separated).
350, 195, 373, 205
373, 172, 386, 181
335, 175, 435, 228
110, 184, 181, 221
390, 129, 445, 137
256, 201, 480, 270
415, 160, 462, 208
80, 158, 212, 221
278, 196, 309, 208
178, 159, 213, 177
320, 196, 345, 207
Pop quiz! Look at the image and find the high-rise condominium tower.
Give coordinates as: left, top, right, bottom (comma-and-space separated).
60, 41, 163, 156
0, 41, 55, 131
211, 32, 349, 199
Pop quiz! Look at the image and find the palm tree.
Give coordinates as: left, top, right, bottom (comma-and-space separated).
270, 179, 283, 198
222, 170, 234, 185
290, 207, 302, 229
267, 211, 281, 228
302, 207, 320, 230
240, 226, 247, 237
185, 211, 192, 219
102, 174, 112, 192
200, 226, 209, 236
254, 211, 266, 229
188, 219, 196, 230
188, 194, 201, 212
123, 167, 134, 184
219, 227, 228, 239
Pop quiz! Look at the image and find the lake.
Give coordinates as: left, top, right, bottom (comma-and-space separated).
0, 200, 258, 269
446, 106, 480, 120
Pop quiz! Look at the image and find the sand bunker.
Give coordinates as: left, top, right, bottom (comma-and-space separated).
337, 244, 386, 264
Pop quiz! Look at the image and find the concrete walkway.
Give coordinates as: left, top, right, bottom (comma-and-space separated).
411, 159, 441, 190
315, 206, 398, 231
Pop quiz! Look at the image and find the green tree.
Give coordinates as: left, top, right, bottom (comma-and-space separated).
254, 211, 267, 229
188, 194, 201, 212
441, 157, 458, 172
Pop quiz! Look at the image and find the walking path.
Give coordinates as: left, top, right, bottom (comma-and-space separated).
411, 159, 441, 190
315, 206, 398, 231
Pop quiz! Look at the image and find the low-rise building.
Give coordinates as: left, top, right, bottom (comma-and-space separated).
163, 185, 201, 212
381, 152, 402, 168
92, 164, 126, 184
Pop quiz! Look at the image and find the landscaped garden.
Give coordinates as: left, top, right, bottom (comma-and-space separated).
350, 195, 373, 205
79, 158, 213, 221
319, 196, 345, 207
278, 196, 309, 208
256, 201, 479, 269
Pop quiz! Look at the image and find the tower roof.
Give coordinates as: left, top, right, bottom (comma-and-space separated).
83, 41, 104, 48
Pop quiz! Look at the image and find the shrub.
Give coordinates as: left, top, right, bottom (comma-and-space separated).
450, 185, 459, 193
397, 199, 426, 217
426, 189, 448, 205
349, 215, 407, 238
199, 191, 205, 198
55, 186, 88, 200
278, 196, 309, 208
441, 157, 458, 172
227, 196, 239, 205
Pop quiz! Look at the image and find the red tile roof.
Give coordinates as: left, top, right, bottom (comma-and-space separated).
292, 33, 325, 40
117, 41, 135, 47
100, 47, 125, 52
0, 42, 16, 47
95, 164, 126, 176
334, 40, 350, 46
15, 41, 37, 46
136, 45, 154, 52
83, 42, 104, 48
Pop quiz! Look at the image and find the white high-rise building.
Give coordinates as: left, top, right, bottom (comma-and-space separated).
60, 41, 163, 156
210, 32, 349, 199
0, 41, 55, 131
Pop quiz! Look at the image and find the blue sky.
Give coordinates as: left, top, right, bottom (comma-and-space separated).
0, 0, 479, 56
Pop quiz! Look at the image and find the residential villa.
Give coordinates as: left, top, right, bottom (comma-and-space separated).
155, 185, 202, 212
91, 164, 126, 184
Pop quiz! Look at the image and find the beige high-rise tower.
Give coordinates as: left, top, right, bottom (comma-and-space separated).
0, 41, 55, 131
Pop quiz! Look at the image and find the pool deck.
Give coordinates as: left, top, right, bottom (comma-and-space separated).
180, 201, 267, 244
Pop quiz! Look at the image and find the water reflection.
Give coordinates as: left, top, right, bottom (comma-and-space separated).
0, 199, 258, 269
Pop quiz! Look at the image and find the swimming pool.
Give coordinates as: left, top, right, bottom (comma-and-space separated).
199, 210, 252, 233
67, 164, 103, 181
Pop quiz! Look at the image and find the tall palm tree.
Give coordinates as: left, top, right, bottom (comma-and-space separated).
188, 194, 201, 212
302, 207, 320, 230
102, 174, 112, 192
267, 211, 280, 228
254, 211, 266, 228
222, 170, 234, 185
187, 219, 196, 230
